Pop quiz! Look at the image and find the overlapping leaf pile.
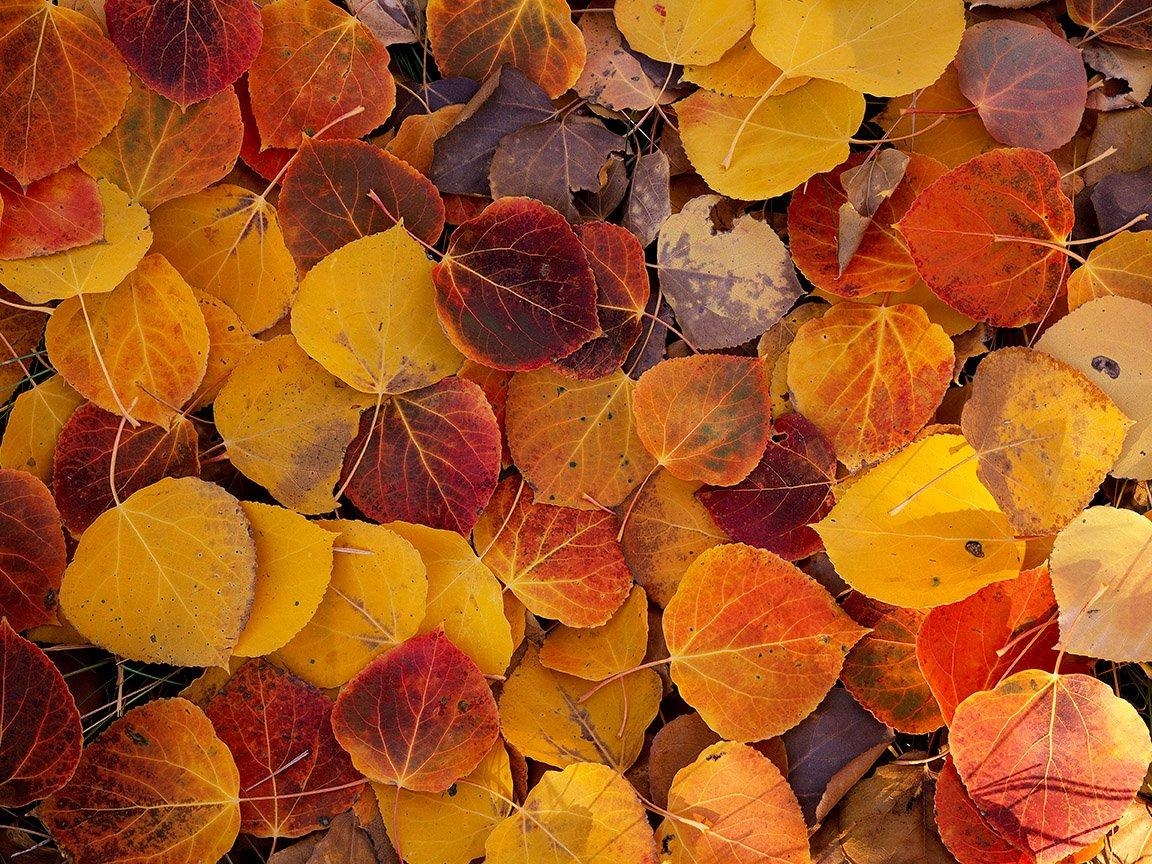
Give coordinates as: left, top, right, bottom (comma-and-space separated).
2, 0, 1152, 862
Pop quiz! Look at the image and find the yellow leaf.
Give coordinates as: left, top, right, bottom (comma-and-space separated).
498, 646, 661, 771
678, 79, 864, 201
752, 0, 965, 96
1037, 296, 1152, 480
613, 0, 751, 65
384, 520, 513, 677
0, 376, 84, 483
188, 290, 260, 411
150, 184, 297, 333
375, 743, 513, 864
232, 502, 336, 658
215, 336, 368, 514
539, 585, 649, 680
506, 367, 655, 509
485, 762, 659, 864
815, 434, 1024, 607
0, 180, 151, 304
60, 477, 257, 666
275, 520, 427, 688
1067, 232, 1152, 309
292, 227, 464, 395
961, 347, 1131, 535
45, 254, 210, 427
682, 33, 808, 97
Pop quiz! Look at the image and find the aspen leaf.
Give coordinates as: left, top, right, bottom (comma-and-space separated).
751, 0, 965, 96
1036, 296, 1152, 479
485, 762, 658, 864
0, 180, 151, 305
677, 79, 865, 201
935, 757, 1032, 864
473, 477, 632, 628
0, 293, 47, 403
0, 470, 66, 632
0, 166, 103, 259
149, 184, 297, 334
427, 0, 586, 98
385, 520, 513, 677
950, 672, 1152, 864
506, 367, 655, 510
332, 630, 500, 792
498, 646, 661, 771
1066, 231, 1152, 309
205, 659, 363, 838
961, 347, 1130, 535
614, 0, 750, 65
39, 698, 241, 864
657, 741, 810, 864
215, 336, 368, 515
633, 354, 772, 486
0, 621, 81, 807
815, 434, 1024, 608
275, 519, 427, 688
46, 253, 210, 427
574, 14, 677, 112
232, 501, 335, 658
293, 227, 463, 395
60, 477, 257, 667
1068, 0, 1152, 50
787, 302, 954, 471
683, 33, 805, 98
539, 585, 649, 681
663, 543, 866, 742
0, 376, 85, 483
188, 289, 260, 410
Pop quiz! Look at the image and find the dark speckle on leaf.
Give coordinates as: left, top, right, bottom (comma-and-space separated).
1091, 355, 1121, 379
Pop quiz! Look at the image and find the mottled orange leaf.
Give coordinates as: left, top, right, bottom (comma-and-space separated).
473, 477, 632, 628
633, 354, 772, 486
0, 469, 65, 631
333, 630, 499, 793
663, 543, 866, 741
539, 585, 648, 681
935, 758, 1031, 864
0, 167, 103, 259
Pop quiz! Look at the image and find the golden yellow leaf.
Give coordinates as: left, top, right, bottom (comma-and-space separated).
682, 33, 808, 97
188, 290, 260, 411
275, 520, 427, 688
0, 376, 84, 483
232, 502, 335, 658
678, 79, 865, 201
1067, 232, 1152, 309
961, 347, 1130, 535
374, 743, 513, 864
751, 0, 965, 96
45, 254, 210, 427
498, 646, 661, 771
539, 585, 649, 681
384, 520, 513, 677
384, 105, 465, 176
292, 227, 463, 395
60, 477, 257, 666
506, 367, 655, 509
215, 336, 368, 514
485, 762, 659, 864
150, 184, 297, 333
613, 0, 751, 65
815, 434, 1024, 607
0, 180, 151, 304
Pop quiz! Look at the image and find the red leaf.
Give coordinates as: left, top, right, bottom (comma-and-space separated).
341, 376, 501, 535
0, 469, 66, 631
0, 167, 103, 260
935, 757, 1030, 864
331, 630, 500, 792
106, 0, 263, 107
205, 658, 365, 838
0, 621, 81, 806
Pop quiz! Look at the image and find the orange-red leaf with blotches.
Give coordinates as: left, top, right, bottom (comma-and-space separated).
332, 629, 500, 793
341, 376, 501, 535
0, 621, 81, 806
106, 0, 262, 107
205, 658, 364, 838
840, 594, 944, 734
0, 2, 130, 185
0, 167, 103, 260
898, 148, 1075, 327
935, 757, 1031, 864
0, 469, 66, 631
950, 671, 1152, 864
52, 404, 201, 535
473, 477, 633, 628
432, 197, 600, 371
663, 543, 866, 742
248, 0, 395, 148
633, 354, 772, 486
279, 138, 445, 274
788, 153, 948, 299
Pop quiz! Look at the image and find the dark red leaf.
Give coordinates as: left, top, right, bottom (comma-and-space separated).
0, 469, 66, 631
